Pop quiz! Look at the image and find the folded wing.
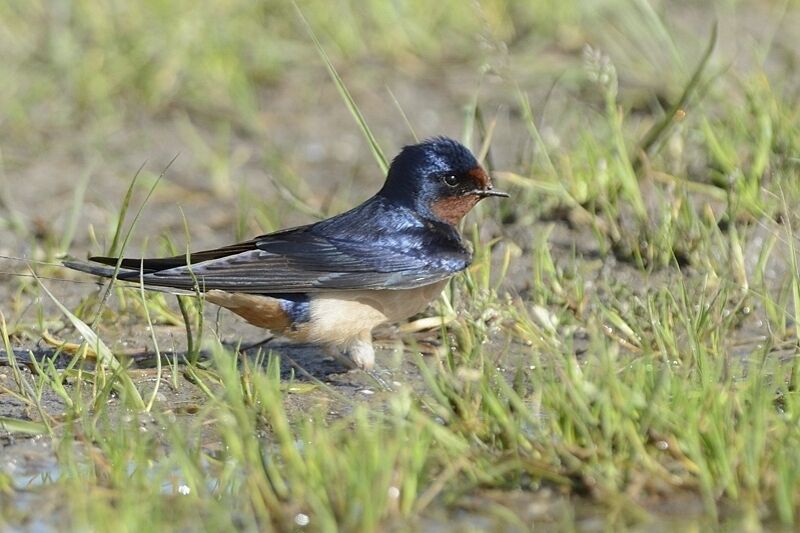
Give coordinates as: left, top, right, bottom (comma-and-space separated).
75, 223, 471, 294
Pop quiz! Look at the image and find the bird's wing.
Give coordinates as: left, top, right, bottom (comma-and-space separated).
81, 226, 471, 294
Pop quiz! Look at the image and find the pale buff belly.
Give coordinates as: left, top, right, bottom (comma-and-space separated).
206, 280, 448, 345
301, 280, 448, 344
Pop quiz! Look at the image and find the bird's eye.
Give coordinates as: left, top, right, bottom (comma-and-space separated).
442, 175, 459, 187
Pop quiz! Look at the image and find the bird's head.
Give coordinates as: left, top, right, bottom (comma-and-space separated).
378, 137, 508, 225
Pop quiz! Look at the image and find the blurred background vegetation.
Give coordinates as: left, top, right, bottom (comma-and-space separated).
0, 0, 797, 262
3, 0, 786, 259
1, 0, 580, 132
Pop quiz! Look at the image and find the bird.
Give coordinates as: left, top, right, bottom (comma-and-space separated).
65, 137, 508, 371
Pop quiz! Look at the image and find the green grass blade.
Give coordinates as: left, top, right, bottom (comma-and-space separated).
387, 87, 418, 142
107, 161, 146, 257
59, 162, 94, 254
635, 23, 718, 166
34, 275, 145, 410
0, 416, 47, 435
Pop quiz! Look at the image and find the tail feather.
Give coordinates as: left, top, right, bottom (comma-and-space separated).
63, 239, 260, 292
62, 259, 121, 279
88, 255, 187, 273
61, 259, 195, 295
86, 239, 259, 274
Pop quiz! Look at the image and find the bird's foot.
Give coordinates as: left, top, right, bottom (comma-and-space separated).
344, 336, 375, 370
364, 368, 393, 391
326, 334, 376, 369
325, 335, 392, 391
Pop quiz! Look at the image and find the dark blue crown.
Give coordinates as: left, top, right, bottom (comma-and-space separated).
379, 137, 478, 201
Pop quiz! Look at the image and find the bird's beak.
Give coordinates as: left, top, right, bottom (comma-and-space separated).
467, 167, 508, 198
472, 188, 509, 198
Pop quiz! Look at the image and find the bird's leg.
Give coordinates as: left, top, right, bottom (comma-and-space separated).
326, 332, 392, 391
347, 332, 395, 391
323, 330, 374, 368
324, 332, 375, 369
323, 344, 358, 370
343, 330, 375, 370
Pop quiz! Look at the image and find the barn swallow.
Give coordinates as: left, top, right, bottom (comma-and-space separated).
65, 137, 507, 370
